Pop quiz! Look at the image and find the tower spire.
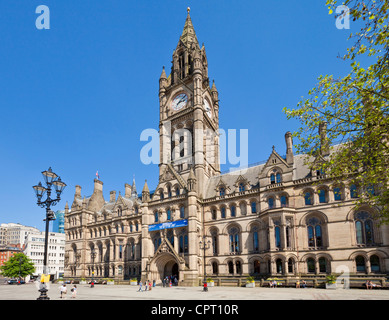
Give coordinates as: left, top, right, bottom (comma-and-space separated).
178, 7, 199, 48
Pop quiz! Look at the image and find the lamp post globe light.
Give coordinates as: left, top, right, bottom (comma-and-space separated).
33, 167, 66, 300
199, 236, 211, 292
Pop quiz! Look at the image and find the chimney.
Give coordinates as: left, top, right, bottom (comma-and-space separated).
125, 183, 132, 198
93, 179, 103, 193
285, 131, 294, 164
319, 122, 330, 156
110, 191, 116, 202
75, 185, 81, 199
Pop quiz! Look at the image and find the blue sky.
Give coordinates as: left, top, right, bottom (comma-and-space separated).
0, 0, 359, 231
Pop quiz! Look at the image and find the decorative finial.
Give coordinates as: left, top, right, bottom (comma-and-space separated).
187, 7, 190, 14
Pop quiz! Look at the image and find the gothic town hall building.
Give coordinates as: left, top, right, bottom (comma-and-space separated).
64, 10, 389, 287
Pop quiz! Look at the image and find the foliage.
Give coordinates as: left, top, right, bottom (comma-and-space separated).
326, 274, 338, 284
206, 278, 214, 282
246, 276, 255, 283
283, 0, 389, 222
0, 253, 35, 278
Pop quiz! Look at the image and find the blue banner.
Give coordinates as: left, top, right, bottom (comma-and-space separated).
148, 219, 188, 231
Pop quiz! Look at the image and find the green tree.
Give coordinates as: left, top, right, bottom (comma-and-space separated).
0, 253, 35, 279
283, 0, 389, 222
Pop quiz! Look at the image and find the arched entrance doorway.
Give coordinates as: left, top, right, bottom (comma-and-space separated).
164, 261, 179, 280
149, 252, 182, 285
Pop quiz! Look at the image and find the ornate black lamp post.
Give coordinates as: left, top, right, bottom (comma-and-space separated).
91, 249, 96, 287
199, 236, 211, 292
33, 167, 66, 300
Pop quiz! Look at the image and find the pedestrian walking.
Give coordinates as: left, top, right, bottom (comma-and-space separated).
60, 284, 67, 298
137, 281, 143, 292
149, 280, 152, 291
71, 285, 77, 298
145, 280, 148, 291
153, 280, 156, 288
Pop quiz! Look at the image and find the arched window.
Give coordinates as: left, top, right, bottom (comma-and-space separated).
228, 261, 234, 274
175, 187, 180, 196
333, 187, 342, 201
180, 206, 185, 219
229, 227, 240, 253
307, 258, 315, 273
370, 255, 380, 273
275, 226, 281, 248
356, 256, 366, 272
219, 187, 225, 196
118, 207, 122, 216
307, 217, 323, 248
318, 188, 327, 203
153, 236, 161, 253
167, 186, 172, 198
350, 184, 358, 198
252, 226, 259, 252
236, 261, 242, 274
304, 191, 313, 205
211, 209, 217, 220
179, 233, 188, 254
288, 258, 294, 273
221, 207, 226, 219
280, 195, 288, 207
211, 231, 218, 255
268, 197, 275, 209
212, 262, 219, 274
276, 259, 283, 273
253, 260, 260, 274
160, 190, 164, 200
154, 212, 159, 223
276, 173, 282, 183
166, 209, 171, 221
319, 257, 327, 273
230, 205, 236, 217
239, 183, 245, 192
167, 230, 174, 246
270, 174, 275, 184
251, 201, 257, 213
355, 211, 375, 245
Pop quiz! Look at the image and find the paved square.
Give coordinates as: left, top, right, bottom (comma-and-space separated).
1, 283, 389, 300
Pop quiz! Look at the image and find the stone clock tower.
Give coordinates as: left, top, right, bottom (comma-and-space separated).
158, 7, 220, 198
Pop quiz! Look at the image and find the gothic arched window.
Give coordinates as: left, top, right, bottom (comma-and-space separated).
180, 206, 185, 219
370, 255, 380, 273
229, 227, 240, 253
252, 226, 259, 252
355, 211, 375, 245
230, 205, 236, 217
304, 190, 313, 205
212, 262, 219, 274
307, 258, 315, 273
239, 183, 245, 192
307, 217, 323, 248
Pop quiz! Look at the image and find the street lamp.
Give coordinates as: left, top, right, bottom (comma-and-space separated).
91, 249, 96, 287
199, 236, 211, 292
33, 167, 66, 300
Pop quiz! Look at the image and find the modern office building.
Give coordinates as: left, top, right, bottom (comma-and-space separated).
24, 232, 65, 279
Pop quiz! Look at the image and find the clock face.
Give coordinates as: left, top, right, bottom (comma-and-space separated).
171, 93, 188, 111
204, 99, 212, 118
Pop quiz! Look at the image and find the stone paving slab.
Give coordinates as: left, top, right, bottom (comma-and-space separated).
1, 283, 389, 300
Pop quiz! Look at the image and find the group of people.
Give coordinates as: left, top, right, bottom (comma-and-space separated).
137, 280, 155, 292
59, 284, 77, 298
162, 275, 178, 287
365, 280, 381, 289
